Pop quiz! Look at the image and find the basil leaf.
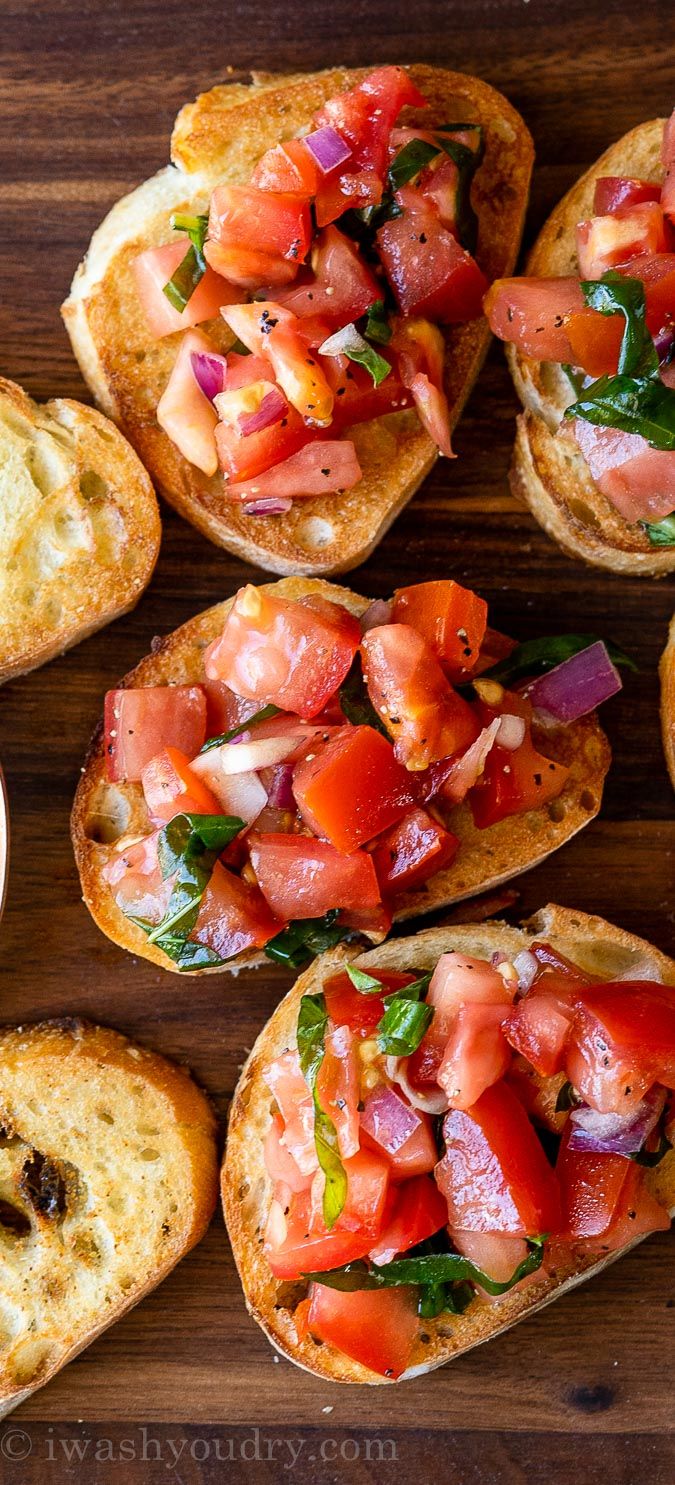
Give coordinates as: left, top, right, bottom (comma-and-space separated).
387, 137, 440, 192
163, 212, 210, 313
632, 1133, 672, 1168
418, 1279, 475, 1319
339, 655, 390, 737
345, 965, 385, 994
377, 975, 433, 1056
297, 992, 347, 1228
200, 703, 282, 754
363, 299, 392, 346
580, 272, 658, 379
304, 1235, 546, 1298
358, 198, 404, 230
565, 372, 675, 450
320, 324, 391, 387
150, 934, 227, 971
265, 911, 349, 969
482, 632, 638, 687
145, 812, 244, 950
171, 212, 209, 250
642, 514, 675, 547
435, 123, 485, 254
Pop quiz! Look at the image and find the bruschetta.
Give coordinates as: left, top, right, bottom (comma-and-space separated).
485, 110, 675, 576
223, 906, 675, 1383
62, 65, 532, 576
71, 576, 617, 975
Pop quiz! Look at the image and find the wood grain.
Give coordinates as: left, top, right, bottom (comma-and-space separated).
1, 0, 674, 1477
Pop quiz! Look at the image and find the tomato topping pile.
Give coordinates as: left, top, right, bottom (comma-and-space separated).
134, 68, 491, 509
101, 579, 592, 967
260, 947, 672, 1378
485, 107, 675, 528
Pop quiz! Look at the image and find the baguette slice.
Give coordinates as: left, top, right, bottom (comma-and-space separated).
223, 905, 675, 1384
62, 65, 533, 576
506, 118, 675, 577
71, 576, 610, 975
0, 1018, 218, 1417
659, 613, 675, 788
0, 377, 161, 684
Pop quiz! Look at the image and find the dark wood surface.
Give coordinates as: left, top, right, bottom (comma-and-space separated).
1, 0, 674, 1478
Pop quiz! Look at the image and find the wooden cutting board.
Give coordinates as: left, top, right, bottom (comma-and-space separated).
1, 1, 673, 1479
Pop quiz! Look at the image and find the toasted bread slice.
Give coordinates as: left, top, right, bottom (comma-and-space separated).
659, 614, 675, 788
62, 66, 533, 576
0, 1018, 218, 1417
223, 905, 675, 1384
71, 577, 610, 976
505, 118, 675, 577
0, 377, 161, 684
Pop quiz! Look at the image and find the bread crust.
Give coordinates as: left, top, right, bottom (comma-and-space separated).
0, 377, 161, 684
0, 1018, 218, 1416
71, 577, 610, 975
506, 118, 675, 577
659, 614, 675, 789
222, 906, 675, 1384
62, 66, 533, 576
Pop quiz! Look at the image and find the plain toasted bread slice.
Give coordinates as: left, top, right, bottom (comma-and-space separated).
71, 577, 610, 976
505, 118, 675, 577
0, 1018, 218, 1417
0, 377, 161, 684
659, 614, 675, 788
223, 905, 675, 1384
62, 66, 533, 577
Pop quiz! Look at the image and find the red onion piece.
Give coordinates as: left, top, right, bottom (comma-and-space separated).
238, 388, 287, 437
384, 1055, 449, 1114
265, 762, 295, 810
304, 125, 352, 174
567, 1087, 665, 1155
513, 949, 539, 993
190, 351, 228, 403
655, 325, 675, 363
243, 497, 293, 516
521, 641, 622, 723
360, 598, 394, 634
360, 1084, 422, 1155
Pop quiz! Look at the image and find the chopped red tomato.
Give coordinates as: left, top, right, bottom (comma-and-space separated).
313, 65, 426, 226
102, 830, 171, 925
141, 746, 221, 824
222, 302, 334, 422
214, 350, 310, 483
361, 623, 480, 771
266, 1146, 390, 1279
626, 252, 675, 333
436, 1081, 562, 1235
189, 861, 279, 959
250, 138, 319, 198
225, 438, 362, 503
555, 1128, 670, 1251
593, 176, 662, 215
438, 1001, 512, 1110
565, 980, 675, 1114
504, 974, 579, 1077
316, 1024, 360, 1160
469, 693, 569, 830
275, 226, 380, 325
378, 186, 488, 323
264, 1112, 311, 1195
326, 354, 413, 427
372, 806, 459, 897
104, 685, 207, 783
306, 1282, 418, 1378
206, 185, 311, 287
202, 680, 260, 737
485, 276, 586, 362
369, 1175, 447, 1264
569, 420, 675, 525
133, 240, 239, 339
450, 1229, 530, 1284
565, 308, 624, 377
506, 1059, 569, 1135
428, 951, 512, 1029
204, 585, 360, 718
156, 328, 219, 475
595, 1162, 671, 1250
323, 969, 416, 1038
392, 579, 488, 682
392, 317, 452, 454
293, 725, 415, 851
576, 202, 669, 280
248, 832, 382, 920
420, 154, 461, 234
264, 1049, 317, 1175
377, 1112, 439, 1179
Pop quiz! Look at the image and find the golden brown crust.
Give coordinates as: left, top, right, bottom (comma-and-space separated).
62, 65, 533, 576
222, 906, 675, 1384
506, 118, 675, 577
71, 577, 610, 975
659, 614, 675, 790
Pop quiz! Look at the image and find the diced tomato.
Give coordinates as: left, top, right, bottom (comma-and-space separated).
565, 980, 675, 1114
104, 685, 207, 783
555, 1124, 669, 1250
189, 860, 280, 959
306, 1282, 418, 1378
484, 276, 586, 362
293, 725, 415, 851
371, 806, 460, 896
662, 107, 675, 223
141, 745, 221, 824
338, 901, 393, 939
266, 1146, 390, 1279
450, 1229, 530, 1284
103, 830, 172, 925
316, 1024, 360, 1160
156, 328, 219, 474
420, 155, 460, 234
392, 579, 488, 683
264, 1112, 311, 1195
248, 832, 382, 920
469, 693, 569, 830
313, 65, 427, 226
206, 185, 311, 287
369, 1175, 447, 1264
475, 626, 518, 673
428, 952, 512, 1030
202, 680, 260, 737
506, 1058, 568, 1134
503, 974, 579, 1077
570, 420, 675, 525
225, 439, 362, 504
361, 623, 480, 771
625, 252, 675, 333
377, 186, 488, 323
215, 412, 309, 486
377, 1112, 439, 1179
577, 202, 669, 280
326, 354, 413, 428
436, 1081, 562, 1235
204, 585, 360, 718
250, 138, 319, 198
323, 969, 416, 1037
438, 1001, 512, 1110
132, 240, 239, 339
264, 1049, 317, 1175
392, 317, 452, 455
564, 307, 624, 377
275, 226, 380, 325
594, 1161, 671, 1250
593, 176, 662, 215
223, 301, 334, 422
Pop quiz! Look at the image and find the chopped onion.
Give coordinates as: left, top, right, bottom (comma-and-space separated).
567, 1087, 665, 1156
384, 1055, 449, 1115
655, 325, 675, 363
319, 323, 367, 359
496, 714, 526, 750
437, 719, 501, 806
190, 350, 228, 403
265, 762, 295, 810
191, 764, 267, 824
360, 1085, 422, 1155
238, 387, 287, 438
360, 598, 393, 633
522, 641, 622, 723
243, 497, 293, 516
304, 125, 351, 174
190, 733, 299, 778
513, 949, 539, 993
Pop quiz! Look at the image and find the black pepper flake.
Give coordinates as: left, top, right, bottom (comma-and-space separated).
337, 386, 346, 396
321, 467, 331, 476
419, 232, 427, 243
506, 306, 514, 323
534, 772, 542, 787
